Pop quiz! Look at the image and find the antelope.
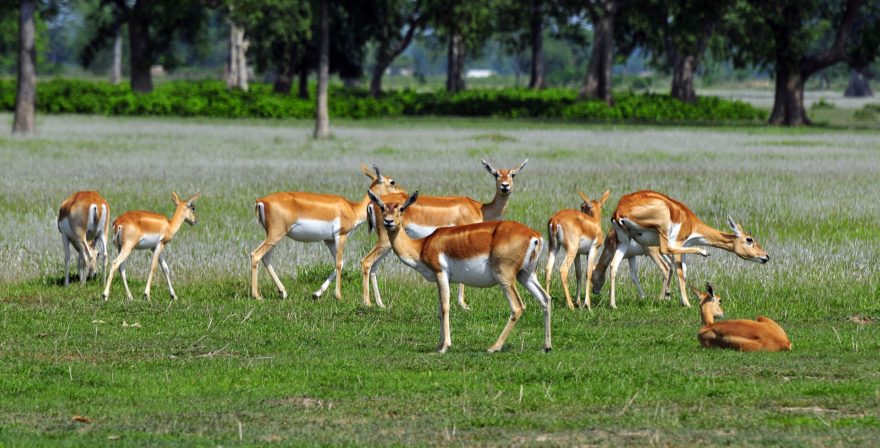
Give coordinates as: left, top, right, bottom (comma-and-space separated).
591, 227, 686, 300
607, 190, 769, 309
250, 164, 402, 300
368, 190, 552, 353
102, 192, 201, 301
544, 190, 610, 310
57, 191, 110, 286
361, 159, 529, 309
696, 283, 791, 352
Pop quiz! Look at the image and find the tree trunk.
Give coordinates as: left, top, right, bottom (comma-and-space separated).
446, 32, 466, 93
844, 68, 873, 97
769, 62, 809, 126
111, 27, 123, 85
370, 58, 387, 98
314, 1, 330, 139
579, 2, 616, 104
273, 70, 293, 94
13, 0, 37, 135
298, 66, 309, 99
370, 18, 419, 98
670, 54, 697, 103
128, 13, 153, 93
528, 0, 545, 90
226, 21, 249, 92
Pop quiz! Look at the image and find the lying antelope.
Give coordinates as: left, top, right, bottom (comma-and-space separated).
368, 190, 551, 353
607, 190, 769, 308
250, 164, 402, 300
696, 283, 791, 352
544, 190, 610, 310
58, 191, 111, 286
102, 192, 201, 301
361, 159, 528, 308
591, 227, 686, 300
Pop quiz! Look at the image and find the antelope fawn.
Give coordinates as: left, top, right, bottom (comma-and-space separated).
544, 190, 610, 310
58, 191, 110, 286
102, 192, 201, 301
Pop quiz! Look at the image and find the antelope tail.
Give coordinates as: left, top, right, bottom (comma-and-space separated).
255, 201, 266, 229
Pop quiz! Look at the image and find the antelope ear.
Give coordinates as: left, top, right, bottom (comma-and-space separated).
367, 190, 386, 211
361, 163, 377, 181
187, 192, 202, 205
402, 190, 419, 211
171, 192, 181, 204
577, 191, 590, 203
689, 284, 703, 297
373, 164, 383, 180
705, 282, 715, 298
600, 190, 611, 206
727, 215, 742, 237
513, 158, 529, 174
482, 159, 498, 175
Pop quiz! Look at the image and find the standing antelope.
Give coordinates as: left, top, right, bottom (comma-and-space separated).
361, 159, 528, 308
544, 190, 610, 310
58, 191, 110, 286
591, 227, 686, 300
102, 192, 201, 301
696, 283, 791, 352
250, 164, 402, 300
368, 190, 552, 353
607, 190, 769, 309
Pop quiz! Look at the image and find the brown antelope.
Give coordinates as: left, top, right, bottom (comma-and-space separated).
696, 283, 791, 352
544, 190, 610, 310
250, 164, 402, 300
368, 190, 551, 353
591, 227, 686, 300
607, 190, 769, 309
102, 192, 201, 301
361, 159, 528, 308
57, 191, 110, 286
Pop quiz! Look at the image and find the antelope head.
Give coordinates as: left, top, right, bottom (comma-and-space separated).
482, 159, 528, 196
362, 163, 403, 196
726, 216, 770, 264
172, 192, 201, 226
368, 190, 419, 232
578, 190, 611, 219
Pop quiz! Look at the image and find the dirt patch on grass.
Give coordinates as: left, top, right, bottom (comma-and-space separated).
265, 396, 332, 410
848, 315, 874, 325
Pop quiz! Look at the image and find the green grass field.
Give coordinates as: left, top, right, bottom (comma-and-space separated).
1, 114, 879, 446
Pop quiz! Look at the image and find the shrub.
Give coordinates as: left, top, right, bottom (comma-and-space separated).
0, 79, 765, 123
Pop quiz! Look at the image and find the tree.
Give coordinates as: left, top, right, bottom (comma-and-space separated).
617, 0, 731, 103
225, 17, 249, 91
426, 0, 496, 93
13, 0, 37, 134
579, 0, 623, 103
844, 67, 873, 96
81, 0, 206, 93
726, 0, 880, 126
495, 0, 568, 90
314, 0, 329, 139
369, 0, 424, 97
110, 24, 122, 84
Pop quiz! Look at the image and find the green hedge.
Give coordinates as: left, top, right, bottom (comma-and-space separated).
0, 79, 766, 122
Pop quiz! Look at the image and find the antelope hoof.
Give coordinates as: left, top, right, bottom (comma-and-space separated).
311, 292, 320, 300
544, 346, 552, 353
102, 292, 108, 301
487, 345, 502, 353
253, 295, 264, 301
459, 303, 471, 311
170, 294, 178, 301
438, 345, 450, 354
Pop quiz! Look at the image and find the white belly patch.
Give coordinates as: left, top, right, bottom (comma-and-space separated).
405, 222, 441, 239
136, 233, 164, 249
288, 218, 339, 242
443, 255, 496, 287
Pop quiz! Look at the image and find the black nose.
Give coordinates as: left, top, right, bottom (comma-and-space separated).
383, 220, 394, 227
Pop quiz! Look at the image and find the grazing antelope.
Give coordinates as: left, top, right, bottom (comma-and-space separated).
591, 227, 686, 300
696, 283, 791, 352
361, 159, 529, 309
368, 190, 552, 353
102, 192, 201, 301
250, 164, 402, 300
544, 190, 610, 310
57, 191, 110, 286
607, 190, 769, 309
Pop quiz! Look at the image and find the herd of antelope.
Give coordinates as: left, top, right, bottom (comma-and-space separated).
56, 160, 790, 354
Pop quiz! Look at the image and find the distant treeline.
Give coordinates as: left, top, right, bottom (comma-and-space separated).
0, 79, 765, 123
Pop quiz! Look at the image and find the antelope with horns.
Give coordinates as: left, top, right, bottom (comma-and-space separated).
607, 190, 769, 309
368, 190, 552, 353
696, 283, 791, 352
250, 164, 402, 300
544, 190, 610, 310
58, 191, 110, 286
361, 159, 528, 308
102, 192, 201, 301
591, 227, 687, 301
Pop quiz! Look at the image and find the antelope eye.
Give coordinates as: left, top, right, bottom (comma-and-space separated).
745, 237, 754, 244
511, 173, 516, 178
389, 180, 396, 186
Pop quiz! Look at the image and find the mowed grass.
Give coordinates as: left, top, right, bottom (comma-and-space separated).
1, 114, 879, 446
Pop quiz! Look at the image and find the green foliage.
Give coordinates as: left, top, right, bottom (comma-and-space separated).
811, 98, 837, 110
0, 79, 765, 122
